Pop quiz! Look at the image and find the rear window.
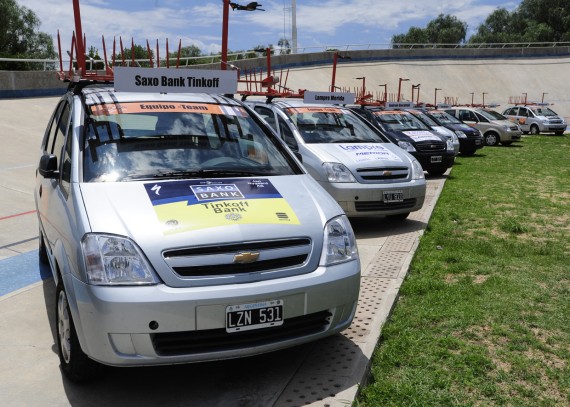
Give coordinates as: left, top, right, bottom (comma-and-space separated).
83, 102, 299, 182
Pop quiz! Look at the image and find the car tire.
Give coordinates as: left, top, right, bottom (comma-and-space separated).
530, 125, 540, 135
484, 132, 499, 146
56, 279, 101, 382
39, 230, 49, 264
501, 141, 512, 146
461, 149, 476, 156
555, 131, 564, 136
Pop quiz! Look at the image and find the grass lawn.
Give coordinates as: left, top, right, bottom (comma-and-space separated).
357, 135, 569, 406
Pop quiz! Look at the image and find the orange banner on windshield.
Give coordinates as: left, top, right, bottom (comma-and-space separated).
285, 107, 342, 114
91, 102, 246, 116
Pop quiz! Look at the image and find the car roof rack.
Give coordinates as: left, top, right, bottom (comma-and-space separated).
58, 0, 189, 91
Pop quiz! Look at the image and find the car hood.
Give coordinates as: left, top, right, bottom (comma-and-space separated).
383, 129, 444, 143
445, 123, 479, 134
491, 119, 517, 127
305, 142, 412, 167
79, 175, 341, 246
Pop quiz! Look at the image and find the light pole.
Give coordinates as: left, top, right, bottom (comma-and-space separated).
470, 92, 474, 106
434, 88, 442, 107
398, 78, 409, 102
221, 0, 263, 70
378, 84, 387, 103
412, 84, 421, 105
542, 92, 548, 103
522, 92, 528, 104
356, 77, 366, 99
482, 92, 487, 108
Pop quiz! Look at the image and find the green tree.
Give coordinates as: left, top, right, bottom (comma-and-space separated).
116, 44, 154, 67
469, 0, 570, 43
392, 27, 429, 48
0, 0, 56, 70
391, 15, 466, 48
425, 14, 467, 44
277, 38, 291, 55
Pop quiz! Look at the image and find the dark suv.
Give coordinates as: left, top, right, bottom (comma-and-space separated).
425, 109, 484, 156
350, 107, 455, 176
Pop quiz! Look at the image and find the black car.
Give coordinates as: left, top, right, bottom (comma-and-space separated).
425, 109, 484, 155
350, 106, 455, 176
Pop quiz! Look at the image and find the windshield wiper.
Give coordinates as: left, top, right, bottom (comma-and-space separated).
151, 169, 273, 179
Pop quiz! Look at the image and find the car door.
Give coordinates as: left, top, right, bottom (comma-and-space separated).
516, 107, 531, 131
36, 97, 79, 269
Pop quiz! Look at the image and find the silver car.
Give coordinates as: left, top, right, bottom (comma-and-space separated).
247, 100, 426, 219
35, 81, 360, 382
445, 107, 522, 146
502, 105, 567, 135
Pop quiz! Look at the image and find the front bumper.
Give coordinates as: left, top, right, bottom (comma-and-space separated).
501, 130, 522, 142
67, 260, 360, 366
323, 179, 426, 217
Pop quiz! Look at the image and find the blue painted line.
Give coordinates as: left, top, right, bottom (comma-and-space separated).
0, 251, 52, 297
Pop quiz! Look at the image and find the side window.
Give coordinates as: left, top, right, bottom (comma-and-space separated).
277, 116, 298, 150
253, 106, 278, 132
522, 108, 530, 117
60, 115, 73, 197
43, 102, 66, 153
475, 112, 488, 122
459, 110, 475, 122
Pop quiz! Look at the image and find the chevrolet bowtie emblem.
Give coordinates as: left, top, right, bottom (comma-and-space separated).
383, 170, 393, 176
233, 252, 260, 264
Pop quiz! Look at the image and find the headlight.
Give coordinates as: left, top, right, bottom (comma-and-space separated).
455, 130, 467, 139
320, 215, 359, 266
397, 140, 416, 152
82, 234, 160, 285
446, 139, 454, 152
411, 159, 425, 180
323, 162, 357, 183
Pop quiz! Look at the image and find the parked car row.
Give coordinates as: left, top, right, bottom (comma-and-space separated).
37, 64, 549, 383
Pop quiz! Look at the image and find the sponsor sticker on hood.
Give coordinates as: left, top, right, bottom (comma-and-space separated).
337, 144, 402, 162
402, 131, 442, 142
144, 178, 300, 234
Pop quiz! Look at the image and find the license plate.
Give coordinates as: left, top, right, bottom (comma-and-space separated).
226, 300, 283, 333
383, 190, 404, 203
430, 155, 442, 163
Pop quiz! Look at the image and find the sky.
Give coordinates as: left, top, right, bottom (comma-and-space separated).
17, 0, 521, 56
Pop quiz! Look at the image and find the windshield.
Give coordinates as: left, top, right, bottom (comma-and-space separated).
283, 106, 387, 144
372, 111, 431, 131
83, 101, 298, 182
428, 111, 462, 125
478, 109, 507, 121
409, 110, 439, 127
531, 107, 558, 117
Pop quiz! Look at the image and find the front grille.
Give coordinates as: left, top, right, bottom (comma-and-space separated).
355, 198, 417, 212
173, 255, 308, 276
415, 140, 445, 153
356, 166, 409, 181
162, 238, 312, 278
152, 311, 332, 355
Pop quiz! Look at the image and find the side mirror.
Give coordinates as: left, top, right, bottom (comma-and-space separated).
38, 154, 59, 178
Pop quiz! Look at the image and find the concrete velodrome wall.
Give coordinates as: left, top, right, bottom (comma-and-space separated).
2, 46, 570, 120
